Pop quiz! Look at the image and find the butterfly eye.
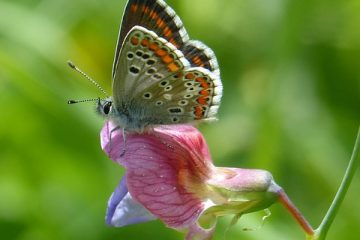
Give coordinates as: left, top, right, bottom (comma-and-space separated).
103, 102, 112, 115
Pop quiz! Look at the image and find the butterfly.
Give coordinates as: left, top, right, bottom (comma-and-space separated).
74, 0, 223, 132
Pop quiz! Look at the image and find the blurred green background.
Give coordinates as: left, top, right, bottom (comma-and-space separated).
0, 0, 359, 239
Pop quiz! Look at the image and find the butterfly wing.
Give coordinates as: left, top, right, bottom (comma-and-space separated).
111, 0, 223, 129
182, 40, 220, 76
112, 26, 222, 127
136, 66, 222, 124
114, 0, 220, 78
112, 26, 189, 105
113, 0, 189, 78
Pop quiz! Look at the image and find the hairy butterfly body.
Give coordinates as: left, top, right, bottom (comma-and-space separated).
97, 0, 223, 132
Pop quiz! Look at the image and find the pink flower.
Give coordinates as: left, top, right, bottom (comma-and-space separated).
101, 121, 281, 239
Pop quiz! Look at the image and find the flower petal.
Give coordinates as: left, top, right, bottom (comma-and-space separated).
123, 131, 207, 228
101, 122, 214, 228
106, 177, 156, 227
100, 121, 213, 169
101, 120, 280, 239
208, 167, 277, 192
202, 167, 280, 218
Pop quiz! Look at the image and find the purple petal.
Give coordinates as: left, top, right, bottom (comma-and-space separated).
106, 177, 156, 227
105, 177, 128, 225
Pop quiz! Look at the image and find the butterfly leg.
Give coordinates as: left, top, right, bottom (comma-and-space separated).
120, 128, 127, 158
109, 125, 121, 152
108, 126, 127, 158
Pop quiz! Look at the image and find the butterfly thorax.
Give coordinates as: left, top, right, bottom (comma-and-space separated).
109, 98, 163, 132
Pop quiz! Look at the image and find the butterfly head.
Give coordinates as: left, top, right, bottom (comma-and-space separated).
97, 97, 113, 117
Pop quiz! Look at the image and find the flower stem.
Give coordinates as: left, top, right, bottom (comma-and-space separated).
313, 126, 360, 240
278, 189, 314, 236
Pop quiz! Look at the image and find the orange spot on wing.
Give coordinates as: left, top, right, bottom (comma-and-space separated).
162, 54, 174, 64
149, 10, 158, 20
164, 31, 172, 38
141, 39, 149, 47
200, 90, 210, 96
201, 82, 209, 88
197, 97, 208, 105
143, 6, 149, 14
157, 19, 165, 28
131, 36, 139, 45
163, 26, 172, 38
130, 4, 138, 13
149, 43, 159, 51
141, 5, 146, 13
194, 106, 204, 119
169, 38, 178, 47
195, 77, 210, 88
193, 56, 205, 67
168, 62, 180, 72
193, 56, 202, 65
155, 48, 167, 57
185, 73, 195, 79
195, 77, 205, 83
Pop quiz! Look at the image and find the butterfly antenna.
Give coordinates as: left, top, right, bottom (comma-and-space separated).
68, 98, 100, 105
67, 60, 108, 96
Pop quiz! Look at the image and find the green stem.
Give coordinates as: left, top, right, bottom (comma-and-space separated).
314, 126, 360, 239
